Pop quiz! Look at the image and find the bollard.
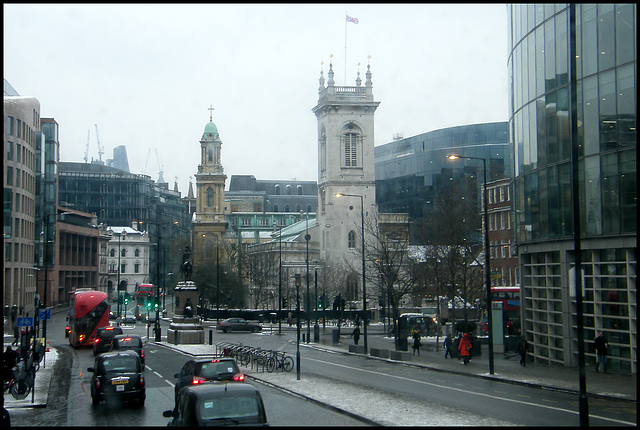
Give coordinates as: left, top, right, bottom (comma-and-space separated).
302, 333, 306, 343
209, 330, 213, 345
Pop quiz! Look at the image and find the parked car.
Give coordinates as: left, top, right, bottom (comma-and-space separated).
93, 326, 124, 356
216, 318, 262, 333
173, 358, 244, 399
110, 334, 145, 366
121, 316, 136, 325
163, 383, 268, 426
87, 351, 145, 407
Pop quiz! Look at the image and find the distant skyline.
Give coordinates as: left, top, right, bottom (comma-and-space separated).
4, 4, 509, 195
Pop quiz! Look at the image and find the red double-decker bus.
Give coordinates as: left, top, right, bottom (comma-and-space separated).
136, 284, 154, 307
492, 286, 521, 335
68, 289, 110, 348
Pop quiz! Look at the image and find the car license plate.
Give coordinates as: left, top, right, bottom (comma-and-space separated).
116, 385, 125, 391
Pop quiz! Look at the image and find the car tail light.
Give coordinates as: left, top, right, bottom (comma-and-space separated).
233, 373, 245, 382
192, 376, 206, 385
140, 349, 144, 359
78, 334, 85, 343
95, 379, 101, 390
139, 374, 145, 388
94, 338, 100, 344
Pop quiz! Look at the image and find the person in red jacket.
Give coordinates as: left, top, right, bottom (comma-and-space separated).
458, 333, 472, 365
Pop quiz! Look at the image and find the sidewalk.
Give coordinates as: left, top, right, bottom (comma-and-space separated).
310, 329, 636, 403
3, 337, 58, 409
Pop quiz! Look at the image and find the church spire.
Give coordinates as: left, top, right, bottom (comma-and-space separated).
356, 62, 362, 87
208, 104, 215, 122
327, 55, 335, 87
319, 61, 325, 92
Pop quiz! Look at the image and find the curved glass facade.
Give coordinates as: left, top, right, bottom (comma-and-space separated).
508, 4, 636, 372
375, 122, 510, 234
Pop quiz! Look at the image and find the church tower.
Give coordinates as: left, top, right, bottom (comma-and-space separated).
312, 61, 380, 301
193, 106, 228, 266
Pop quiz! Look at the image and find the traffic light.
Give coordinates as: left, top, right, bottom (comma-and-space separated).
154, 301, 159, 310
146, 301, 152, 310
123, 294, 129, 305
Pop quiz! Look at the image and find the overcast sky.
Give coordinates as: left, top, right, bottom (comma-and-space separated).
4, 3, 509, 195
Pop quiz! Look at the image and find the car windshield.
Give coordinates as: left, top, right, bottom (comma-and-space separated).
198, 361, 238, 378
116, 338, 142, 348
100, 357, 139, 373
198, 396, 260, 420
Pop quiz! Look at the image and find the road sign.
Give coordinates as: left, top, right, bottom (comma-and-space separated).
16, 317, 34, 327
39, 308, 51, 320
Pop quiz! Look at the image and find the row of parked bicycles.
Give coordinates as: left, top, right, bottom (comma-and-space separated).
3, 341, 45, 400
216, 342, 294, 373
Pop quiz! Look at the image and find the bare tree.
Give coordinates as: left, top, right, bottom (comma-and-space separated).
343, 209, 419, 349
416, 177, 485, 334
247, 242, 279, 309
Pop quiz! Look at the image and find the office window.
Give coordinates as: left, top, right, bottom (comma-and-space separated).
134, 263, 140, 273
134, 248, 140, 257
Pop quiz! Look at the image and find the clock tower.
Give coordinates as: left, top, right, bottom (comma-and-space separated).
193, 106, 228, 266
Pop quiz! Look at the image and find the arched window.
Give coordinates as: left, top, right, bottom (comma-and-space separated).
297, 185, 303, 195
295, 204, 301, 213
134, 248, 140, 257
121, 248, 126, 257
207, 188, 214, 207
348, 230, 356, 248
342, 124, 362, 167
275, 185, 281, 195
307, 204, 312, 213
208, 148, 213, 162
110, 248, 115, 257
273, 204, 279, 212
346, 273, 359, 301
284, 204, 290, 212
286, 185, 292, 195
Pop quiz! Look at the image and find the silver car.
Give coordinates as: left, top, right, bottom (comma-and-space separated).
216, 318, 262, 333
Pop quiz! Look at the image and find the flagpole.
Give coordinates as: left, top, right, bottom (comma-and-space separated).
345, 12, 348, 85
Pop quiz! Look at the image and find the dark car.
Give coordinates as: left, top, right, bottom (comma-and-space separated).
121, 316, 136, 325
93, 326, 124, 356
173, 358, 245, 399
163, 383, 268, 426
87, 351, 145, 407
110, 334, 145, 366
216, 318, 262, 333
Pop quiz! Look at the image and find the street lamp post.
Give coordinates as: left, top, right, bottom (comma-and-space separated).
303, 211, 311, 344
447, 154, 494, 375
335, 193, 367, 354
214, 234, 220, 325
295, 273, 301, 380
274, 221, 283, 336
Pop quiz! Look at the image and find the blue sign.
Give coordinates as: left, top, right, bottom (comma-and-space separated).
16, 317, 34, 327
39, 308, 51, 320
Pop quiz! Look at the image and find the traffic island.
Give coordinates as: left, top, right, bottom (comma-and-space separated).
167, 281, 204, 344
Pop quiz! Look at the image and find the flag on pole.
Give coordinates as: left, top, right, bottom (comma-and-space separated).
346, 15, 359, 24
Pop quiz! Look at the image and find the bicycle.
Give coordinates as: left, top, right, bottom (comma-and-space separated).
4, 360, 35, 400
266, 351, 294, 373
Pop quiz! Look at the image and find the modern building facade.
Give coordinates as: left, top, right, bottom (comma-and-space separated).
508, 4, 636, 372
57, 162, 192, 290
4, 82, 41, 317
375, 122, 511, 240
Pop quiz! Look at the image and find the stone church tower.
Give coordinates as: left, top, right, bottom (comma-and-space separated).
193, 107, 228, 266
312, 62, 380, 301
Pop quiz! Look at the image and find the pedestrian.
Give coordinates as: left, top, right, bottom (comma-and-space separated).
12, 326, 19, 346
351, 325, 361, 345
443, 334, 453, 359
412, 330, 422, 356
517, 337, 528, 367
594, 331, 608, 373
3, 346, 19, 382
458, 333, 472, 365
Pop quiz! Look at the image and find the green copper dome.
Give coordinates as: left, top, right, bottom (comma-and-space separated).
203, 121, 218, 139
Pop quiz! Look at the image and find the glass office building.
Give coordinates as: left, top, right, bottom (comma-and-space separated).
508, 4, 636, 372
375, 122, 510, 239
